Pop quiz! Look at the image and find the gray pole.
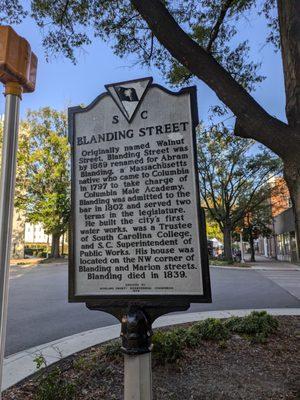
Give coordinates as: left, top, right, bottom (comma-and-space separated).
121, 307, 153, 400
240, 232, 245, 263
0, 92, 21, 396
124, 353, 152, 400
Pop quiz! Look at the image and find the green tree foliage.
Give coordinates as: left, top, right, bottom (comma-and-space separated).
2, 0, 299, 257
0, 0, 276, 84
206, 217, 223, 242
197, 125, 281, 261
15, 108, 70, 258
0, 118, 28, 207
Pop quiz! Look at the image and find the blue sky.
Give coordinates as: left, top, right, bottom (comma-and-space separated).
0, 6, 286, 127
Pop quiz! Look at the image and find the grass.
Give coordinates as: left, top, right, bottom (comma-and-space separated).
89, 312, 279, 366
34, 367, 76, 400
224, 310, 279, 342
33, 355, 76, 400
40, 257, 67, 264
30, 312, 280, 398
152, 330, 185, 364
103, 339, 123, 359
210, 259, 250, 267
10, 258, 43, 267
151, 311, 279, 364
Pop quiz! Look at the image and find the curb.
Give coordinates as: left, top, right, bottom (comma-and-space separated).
210, 265, 251, 270
210, 265, 300, 271
250, 266, 300, 271
3, 308, 300, 391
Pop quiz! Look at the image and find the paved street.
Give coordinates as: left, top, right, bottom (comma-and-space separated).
5, 262, 300, 357
256, 270, 300, 300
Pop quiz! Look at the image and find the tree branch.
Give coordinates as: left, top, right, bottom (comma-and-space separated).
206, 0, 235, 52
131, 0, 300, 159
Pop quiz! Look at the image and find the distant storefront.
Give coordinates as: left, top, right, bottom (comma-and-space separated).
273, 208, 298, 262
257, 207, 298, 263
257, 235, 277, 259
256, 177, 299, 263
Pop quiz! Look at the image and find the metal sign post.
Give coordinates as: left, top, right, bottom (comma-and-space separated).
69, 78, 212, 399
122, 307, 153, 399
240, 232, 245, 263
0, 83, 21, 394
124, 354, 152, 399
0, 26, 37, 396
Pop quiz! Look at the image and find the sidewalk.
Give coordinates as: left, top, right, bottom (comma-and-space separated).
246, 255, 300, 271
3, 308, 300, 391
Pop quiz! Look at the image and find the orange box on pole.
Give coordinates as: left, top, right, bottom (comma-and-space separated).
0, 26, 37, 92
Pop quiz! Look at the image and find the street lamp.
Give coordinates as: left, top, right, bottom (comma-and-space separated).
0, 26, 37, 397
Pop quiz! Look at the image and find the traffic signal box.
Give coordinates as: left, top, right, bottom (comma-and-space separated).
0, 26, 37, 93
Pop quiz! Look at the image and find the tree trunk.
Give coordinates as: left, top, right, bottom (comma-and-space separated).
277, 0, 300, 128
51, 233, 60, 258
283, 160, 300, 261
278, 0, 300, 261
249, 228, 255, 262
223, 225, 233, 262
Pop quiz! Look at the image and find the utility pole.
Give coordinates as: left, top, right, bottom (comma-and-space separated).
240, 232, 245, 263
0, 26, 37, 397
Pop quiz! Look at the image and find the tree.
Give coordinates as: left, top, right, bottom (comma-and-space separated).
238, 179, 289, 261
198, 126, 281, 262
206, 217, 223, 243
235, 206, 273, 262
0, 118, 28, 207
2, 0, 299, 257
15, 108, 70, 258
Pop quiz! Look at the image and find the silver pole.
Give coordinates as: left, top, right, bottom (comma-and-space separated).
124, 353, 152, 400
0, 92, 20, 396
240, 232, 245, 263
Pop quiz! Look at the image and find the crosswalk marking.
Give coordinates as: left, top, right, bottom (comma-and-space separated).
258, 270, 300, 300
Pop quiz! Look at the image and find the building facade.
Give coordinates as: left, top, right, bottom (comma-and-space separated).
24, 223, 50, 244
273, 208, 298, 262
11, 210, 25, 259
257, 177, 298, 263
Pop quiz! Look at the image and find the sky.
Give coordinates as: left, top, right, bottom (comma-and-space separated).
0, 5, 286, 127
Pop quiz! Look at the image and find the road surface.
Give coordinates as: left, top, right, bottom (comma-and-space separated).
5, 262, 300, 356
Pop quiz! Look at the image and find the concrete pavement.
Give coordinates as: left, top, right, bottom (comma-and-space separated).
257, 270, 300, 300
246, 255, 300, 270
6, 262, 300, 356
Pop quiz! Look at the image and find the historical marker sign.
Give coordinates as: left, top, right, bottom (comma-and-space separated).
68, 78, 211, 305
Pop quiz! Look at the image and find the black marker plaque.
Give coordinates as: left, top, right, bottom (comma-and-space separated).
68, 78, 211, 340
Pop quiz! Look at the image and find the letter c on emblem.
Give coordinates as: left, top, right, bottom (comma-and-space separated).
141, 111, 148, 119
